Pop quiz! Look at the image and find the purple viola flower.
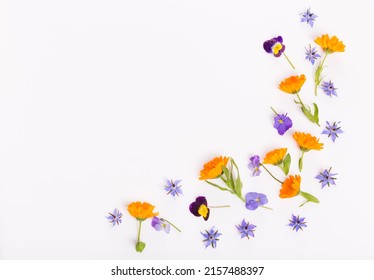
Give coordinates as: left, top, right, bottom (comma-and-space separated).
245, 192, 269, 211
288, 214, 307, 232
201, 227, 222, 249
151, 217, 171, 233
315, 168, 337, 188
300, 8, 317, 27
263, 36, 285, 57
236, 219, 256, 239
164, 179, 183, 197
248, 155, 261, 176
322, 121, 343, 142
273, 113, 293, 135
305, 44, 321, 65
106, 208, 123, 227
320, 80, 338, 97
189, 196, 210, 221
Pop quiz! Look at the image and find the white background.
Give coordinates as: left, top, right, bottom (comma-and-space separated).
1, 0, 373, 260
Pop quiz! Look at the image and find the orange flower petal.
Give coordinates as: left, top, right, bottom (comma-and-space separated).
278, 74, 306, 94
293, 132, 324, 151
199, 156, 229, 180
280, 175, 301, 198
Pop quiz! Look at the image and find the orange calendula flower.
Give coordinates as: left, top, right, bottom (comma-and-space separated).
263, 148, 287, 165
278, 74, 306, 94
199, 156, 229, 180
128, 201, 158, 221
280, 175, 301, 198
293, 132, 323, 152
314, 34, 345, 54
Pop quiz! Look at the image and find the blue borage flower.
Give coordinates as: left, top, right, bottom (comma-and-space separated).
322, 121, 343, 142
300, 8, 317, 27
320, 80, 338, 97
315, 167, 337, 188
305, 44, 321, 65
106, 208, 123, 227
288, 214, 307, 232
201, 227, 222, 248
236, 219, 256, 239
164, 179, 183, 197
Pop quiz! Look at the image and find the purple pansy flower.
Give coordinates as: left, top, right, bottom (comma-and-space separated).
322, 121, 343, 142
288, 214, 307, 232
263, 36, 285, 57
189, 196, 210, 221
151, 217, 171, 233
305, 44, 321, 65
106, 208, 123, 227
320, 80, 338, 97
164, 179, 183, 197
300, 8, 318, 27
236, 219, 256, 239
315, 168, 337, 188
273, 113, 293, 135
245, 192, 269, 211
201, 227, 222, 249
248, 155, 261, 176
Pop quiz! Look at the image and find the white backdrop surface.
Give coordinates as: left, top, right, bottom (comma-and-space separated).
0, 0, 373, 259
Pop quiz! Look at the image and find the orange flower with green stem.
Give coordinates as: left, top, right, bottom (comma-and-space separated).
280, 175, 319, 206
293, 132, 324, 171
262, 148, 291, 175
314, 34, 345, 95
128, 201, 158, 252
278, 74, 320, 126
199, 156, 244, 202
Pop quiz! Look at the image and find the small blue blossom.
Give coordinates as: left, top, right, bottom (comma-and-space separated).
315, 168, 338, 188
300, 8, 317, 27
248, 155, 261, 176
305, 44, 321, 65
322, 121, 343, 142
320, 80, 338, 97
164, 179, 183, 197
288, 214, 307, 232
201, 227, 222, 249
236, 219, 256, 239
106, 208, 123, 227
151, 217, 171, 233
245, 192, 269, 211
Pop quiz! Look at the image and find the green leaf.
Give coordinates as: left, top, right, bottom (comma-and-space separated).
136, 242, 146, 253
221, 166, 234, 190
205, 180, 234, 193
300, 191, 320, 203
312, 103, 320, 126
298, 156, 303, 172
282, 153, 291, 175
234, 176, 243, 198
300, 104, 319, 125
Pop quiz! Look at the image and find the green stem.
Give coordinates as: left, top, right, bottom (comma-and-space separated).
137, 220, 142, 243
210, 205, 231, 208
270, 107, 278, 115
296, 93, 306, 107
283, 52, 295, 70
205, 180, 234, 194
260, 205, 273, 211
299, 151, 305, 172
260, 164, 283, 184
314, 53, 328, 96
161, 218, 182, 233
